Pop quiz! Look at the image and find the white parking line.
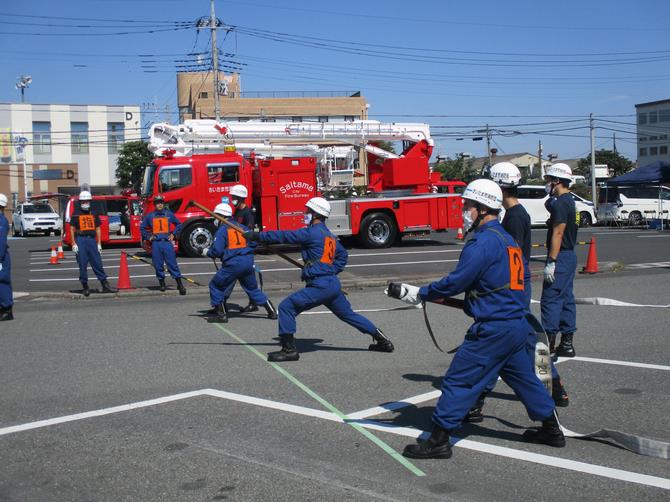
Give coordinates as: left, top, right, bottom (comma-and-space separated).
637, 234, 670, 238
1, 388, 667, 490
348, 249, 462, 258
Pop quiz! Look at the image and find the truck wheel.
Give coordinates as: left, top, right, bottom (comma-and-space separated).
180, 221, 216, 257
579, 212, 592, 228
359, 212, 397, 248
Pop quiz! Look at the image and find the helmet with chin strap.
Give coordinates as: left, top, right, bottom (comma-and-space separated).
462, 179, 503, 210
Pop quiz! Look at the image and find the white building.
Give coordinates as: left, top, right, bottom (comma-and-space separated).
635, 99, 670, 165
0, 103, 141, 192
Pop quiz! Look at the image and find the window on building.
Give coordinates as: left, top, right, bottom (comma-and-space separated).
639, 147, 647, 156
107, 122, 124, 153
649, 135, 658, 141
660, 134, 668, 140
260, 117, 276, 122
650, 146, 658, 156
291, 116, 303, 122
71, 122, 89, 154
199, 92, 209, 99
638, 113, 647, 125
158, 165, 192, 192
32, 122, 51, 154
344, 116, 355, 122
318, 116, 329, 123
659, 109, 670, 122
207, 163, 240, 184
639, 136, 647, 142
660, 146, 668, 155
649, 111, 658, 124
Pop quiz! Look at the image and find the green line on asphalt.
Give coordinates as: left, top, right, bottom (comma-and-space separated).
213, 323, 425, 477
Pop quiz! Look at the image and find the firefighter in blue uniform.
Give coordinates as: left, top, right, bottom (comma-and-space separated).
389, 179, 564, 459
140, 194, 186, 295
204, 203, 277, 323
70, 191, 115, 297
465, 164, 569, 424
222, 184, 262, 313
0, 193, 13, 321
245, 197, 394, 362
542, 163, 578, 358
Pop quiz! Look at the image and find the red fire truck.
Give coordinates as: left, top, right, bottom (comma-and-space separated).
143, 120, 462, 256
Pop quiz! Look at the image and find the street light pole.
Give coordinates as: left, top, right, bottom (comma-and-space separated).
590, 113, 597, 209
210, 0, 221, 121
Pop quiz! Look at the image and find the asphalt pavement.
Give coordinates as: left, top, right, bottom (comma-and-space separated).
1, 265, 669, 501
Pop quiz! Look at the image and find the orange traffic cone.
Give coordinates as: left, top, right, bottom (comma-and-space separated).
49, 246, 59, 265
57, 242, 65, 260
581, 237, 598, 274
117, 251, 134, 290
456, 227, 464, 241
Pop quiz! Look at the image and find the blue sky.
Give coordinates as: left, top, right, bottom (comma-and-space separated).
1, 0, 669, 162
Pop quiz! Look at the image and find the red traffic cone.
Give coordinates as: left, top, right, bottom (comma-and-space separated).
49, 246, 59, 265
57, 242, 65, 260
456, 227, 464, 241
582, 237, 598, 274
117, 251, 134, 290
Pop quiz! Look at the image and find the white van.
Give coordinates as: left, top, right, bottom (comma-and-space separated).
597, 185, 670, 225
501, 185, 597, 227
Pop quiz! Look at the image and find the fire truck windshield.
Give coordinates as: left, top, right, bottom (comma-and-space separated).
142, 163, 158, 196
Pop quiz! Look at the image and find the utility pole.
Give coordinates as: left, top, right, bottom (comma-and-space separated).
590, 113, 597, 209
210, 0, 221, 121
537, 140, 543, 178
486, 124, 492, 167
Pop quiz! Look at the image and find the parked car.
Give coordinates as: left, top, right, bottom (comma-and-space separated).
597, 185, 670, 226
500, 185, 597, 227
12, 202, 62, 236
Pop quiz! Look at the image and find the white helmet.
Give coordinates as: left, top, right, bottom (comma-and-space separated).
229, 184, 248, 198
79, 190, 92, 201
462, 179, 503, 210
214, 203, 233, 217
305, 197, 331, 218
0, 193, 7, 207
490, 162, 522, 188
545, 163, 572, 181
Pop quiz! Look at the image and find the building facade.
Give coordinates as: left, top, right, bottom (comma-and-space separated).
635, 99, 670, 165
0, 103, 141, 200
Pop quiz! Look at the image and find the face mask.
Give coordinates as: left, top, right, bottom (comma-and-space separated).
544, 182, 554, 195
81, 203, 90, 211
462, 208, 475, 233
232, 198, 240, 207
304, 213, 313, 225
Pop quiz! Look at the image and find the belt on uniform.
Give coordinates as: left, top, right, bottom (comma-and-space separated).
76, 234, 96, 239
153, 238, 170, 241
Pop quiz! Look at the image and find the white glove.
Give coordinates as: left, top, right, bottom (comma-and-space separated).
97, 243, 102, 253
201, 247, 210, 257
72, 244, 79, 255
544, 260, 556, 284
385, 282, 422, 307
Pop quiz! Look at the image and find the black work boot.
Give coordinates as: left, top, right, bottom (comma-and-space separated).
555, 333, 575, 358
465, 392, 488, 423
81, 281, 90, 297
523, 412, 566, 447
240, 302, 259, 313
548, 333, 557, 360
208, 303, 228, 323
176, 278, 186, 296
402, 424, 452, 459
159, 279, 166, 292
263, 300, 278, 320
0, 307, 14, 321
100, 280, 116, 294
552, 378, 569, 407
267, 334, 300, 362
368, 329, 394, 352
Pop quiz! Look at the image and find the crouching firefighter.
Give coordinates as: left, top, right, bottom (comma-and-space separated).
141, 195, 187, 295
203, 203, 277, 323
245, 197, 393, 362
388, 179, 564, 460
70, 190, 116, 296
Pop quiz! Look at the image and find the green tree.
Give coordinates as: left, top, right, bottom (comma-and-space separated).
374, 140, 396, 154
576, 149, 634, 178
433, 157, 477, 182
116, 141, 154, 192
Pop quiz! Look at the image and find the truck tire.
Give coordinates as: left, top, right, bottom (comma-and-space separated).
180, 220, 216, 257
628, 211, 642, 226
359, 212, 397, 249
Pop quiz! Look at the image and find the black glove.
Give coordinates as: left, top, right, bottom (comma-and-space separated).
244, 231, 260, 241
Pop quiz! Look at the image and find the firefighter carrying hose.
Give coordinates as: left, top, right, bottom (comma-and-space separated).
203, 203, 277, 323
388, 179, 564, 459
244, 196, 394, 362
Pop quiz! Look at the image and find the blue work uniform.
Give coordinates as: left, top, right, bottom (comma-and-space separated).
71, 211, 107, 283
541, 193, 578, 336
140, 210, 183, 280
419, 219, 556, 431
207, 222, 268, 308
222, 205, 259, 300
0, 213, 13, 309
257, 222, 378, 337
